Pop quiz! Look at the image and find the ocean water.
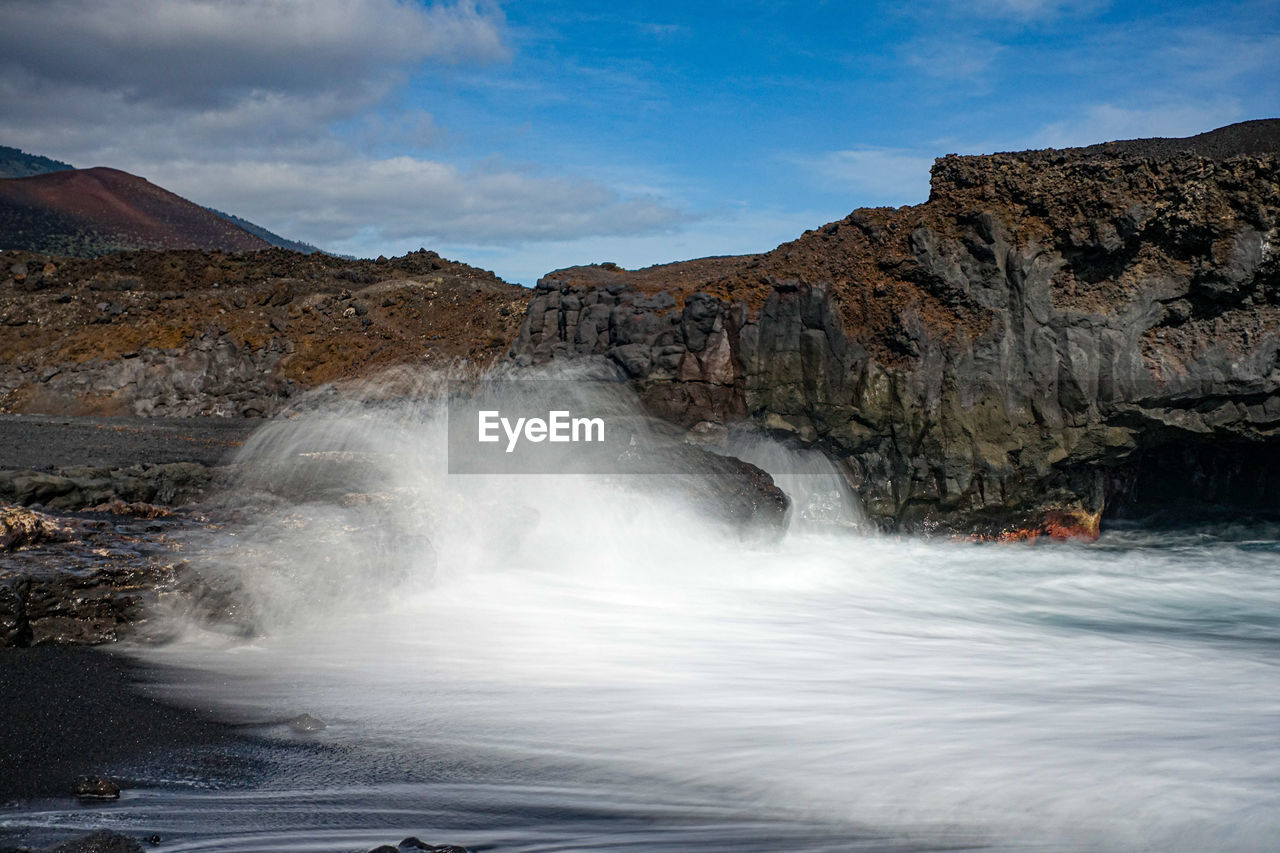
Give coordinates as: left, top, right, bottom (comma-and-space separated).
5, 381, 1280, 852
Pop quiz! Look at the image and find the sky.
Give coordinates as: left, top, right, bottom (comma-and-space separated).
0, 0, 1277, 284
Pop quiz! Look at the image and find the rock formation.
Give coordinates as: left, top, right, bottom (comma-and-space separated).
0, 247, 529, 417
511, 120, 1280, 536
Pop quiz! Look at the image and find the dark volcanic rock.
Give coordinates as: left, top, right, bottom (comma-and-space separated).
73, 776, 122, 799
0, 504, 206, 648
0, 462, 217, 510
392, 840, 471, 853
617, 442, 789, 531
287, 712, 327, 733
511, 120, 1280, 536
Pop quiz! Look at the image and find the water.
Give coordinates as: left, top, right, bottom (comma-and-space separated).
4, 379, 1280, 852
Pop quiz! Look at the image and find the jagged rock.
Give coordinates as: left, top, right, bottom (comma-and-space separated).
0, 506, 74, 550
0, 463, 216, 510
0, 503, 210, 648
616, 443, 789, 531
287, 713, 327, 732
511, 120, 1280, 535
84, 500, 173, 518
74, 776, 121, 799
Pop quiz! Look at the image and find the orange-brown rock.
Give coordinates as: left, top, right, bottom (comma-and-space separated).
0, 247, 530, 417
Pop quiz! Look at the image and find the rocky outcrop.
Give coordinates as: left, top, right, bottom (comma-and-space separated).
0, 506, 192, 647
11, 326, 299, 418
512, 120, 1280, 536
0, 247, 529, 417
0, 462, 217, 510
615, 441, 790, 530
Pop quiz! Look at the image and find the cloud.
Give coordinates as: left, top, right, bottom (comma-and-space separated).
809, 148, 934, 206
146, 157, 689, 248
0, 0, 508, 165
449, 204, 829, 286
1034, 102, 1245, 149
1159, 27, 1280, 90
0, 0, 693, 257
0, 0, 507, 108
899, 35, 1004, 82
956, 0, 1106, 21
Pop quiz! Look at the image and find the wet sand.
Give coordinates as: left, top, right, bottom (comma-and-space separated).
0, 646, 238, 801
0, 414, 259, 471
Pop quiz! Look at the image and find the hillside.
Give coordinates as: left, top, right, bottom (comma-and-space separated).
206, 207, 328, 255
0, 247, 530, 417
0, 145, 74, 179
0, 167, 271, 256
0, 144, 332, 256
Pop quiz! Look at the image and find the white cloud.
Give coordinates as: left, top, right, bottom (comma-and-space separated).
808, 148, 934, 207
899, 35, 1004, 82
958, 0, 1106, 20
0, 0, 694, 257
0, 0, 507, 107
0, 0, 506, 165
1034, 102, 1244, 149
145, 157, 688, 248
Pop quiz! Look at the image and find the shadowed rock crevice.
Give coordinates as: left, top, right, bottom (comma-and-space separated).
1104, 438, 1280, 521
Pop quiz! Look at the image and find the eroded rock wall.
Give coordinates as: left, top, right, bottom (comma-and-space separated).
512, 124, 1280, 535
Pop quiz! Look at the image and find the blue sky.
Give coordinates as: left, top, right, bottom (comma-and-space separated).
1, 0, 1277, 282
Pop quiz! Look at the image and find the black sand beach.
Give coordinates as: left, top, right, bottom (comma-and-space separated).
0, 414, 257, 471
0, 415, 260, 808
0, 645, 237, 802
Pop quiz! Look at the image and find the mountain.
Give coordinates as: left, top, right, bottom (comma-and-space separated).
511, 119, 1280, 537
0, 145, 74, 179
0, 167, 271, 256
205, 206, 327, 255
0, 145, 333, 256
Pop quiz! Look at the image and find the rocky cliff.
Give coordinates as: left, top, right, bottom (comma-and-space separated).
511, 120, 1280, 536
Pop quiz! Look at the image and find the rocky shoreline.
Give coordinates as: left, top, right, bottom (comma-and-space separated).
2, 121, 1279, 852
511, 120, 1280, 537
3, 123, 1277, 539
0, 408, 793, 651
0, 410, 783, 853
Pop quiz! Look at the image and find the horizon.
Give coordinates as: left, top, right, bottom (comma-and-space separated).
1, 0, 1277, 284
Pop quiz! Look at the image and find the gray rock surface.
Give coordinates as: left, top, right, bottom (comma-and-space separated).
512, 121, 1280, 536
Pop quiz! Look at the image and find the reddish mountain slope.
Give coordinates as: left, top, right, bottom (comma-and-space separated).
0, 167, 270, 256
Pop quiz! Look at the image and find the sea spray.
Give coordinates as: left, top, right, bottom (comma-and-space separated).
117, 368, 1280, 852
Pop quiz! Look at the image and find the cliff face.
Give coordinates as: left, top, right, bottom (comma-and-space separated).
511, 120, 1280, 536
